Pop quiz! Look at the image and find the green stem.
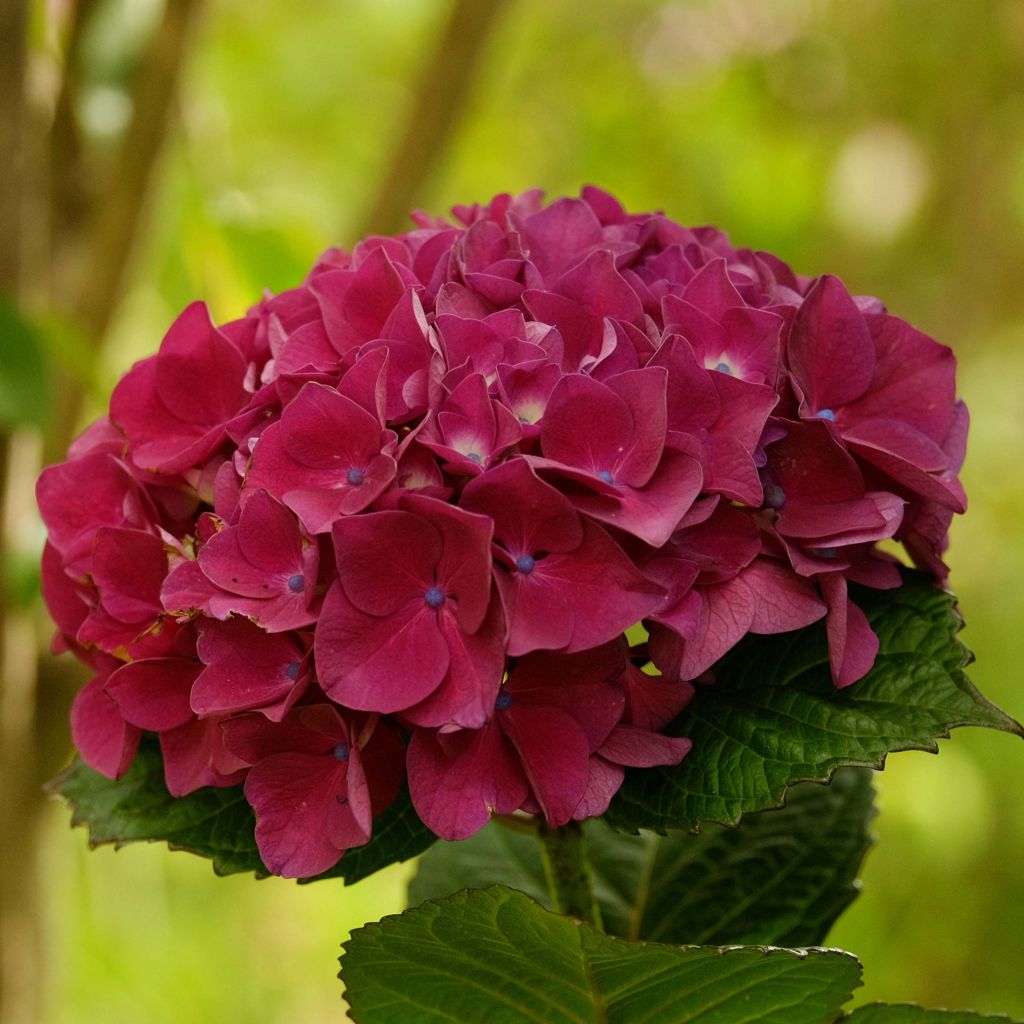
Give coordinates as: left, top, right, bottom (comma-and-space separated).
537, 821, 603, 932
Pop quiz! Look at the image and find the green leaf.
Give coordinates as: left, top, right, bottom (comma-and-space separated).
341, 885, 863, 1024
843, 1005, 1021, 1023
48, 737, 436, 883
607, 572, 1022, 834
0, 296, 52, 429
410, 768, 875, 946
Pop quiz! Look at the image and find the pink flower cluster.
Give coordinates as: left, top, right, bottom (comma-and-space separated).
37, 188, 967, 878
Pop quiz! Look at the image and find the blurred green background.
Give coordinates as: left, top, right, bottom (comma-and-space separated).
2, 0, 1023, 1021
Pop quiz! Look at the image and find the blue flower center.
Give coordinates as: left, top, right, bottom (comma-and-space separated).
333, 743, 350, 761
817, 408, 836, 421
598, 469, 615, 485
817, 547, 838, 559
515, 554, 536, 574
346, 467, 365, 486
495, 691, 512, 711
714, 361, 733, 375
764, 485, 786, 510
424, 586, 446, 609
288, 573, 305, 593
286, 661, 300, 680
466, 452, 483, 465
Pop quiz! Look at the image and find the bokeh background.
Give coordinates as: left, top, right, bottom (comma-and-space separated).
2, 1, 1023, 1021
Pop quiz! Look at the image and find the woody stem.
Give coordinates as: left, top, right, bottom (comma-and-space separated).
537, 820, 603, 932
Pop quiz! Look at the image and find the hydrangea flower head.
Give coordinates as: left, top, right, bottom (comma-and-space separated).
37, 187, 966, 877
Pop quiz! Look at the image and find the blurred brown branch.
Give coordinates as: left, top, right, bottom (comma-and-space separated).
1, 2, 203, 1021
47, 0, 203, 464
357, 0, 514, 237
0, 3, 35, 1023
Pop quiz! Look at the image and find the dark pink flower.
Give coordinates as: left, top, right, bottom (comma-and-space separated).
110, 302, 249, 474
163, 490, 319, 632
461, 458, 663, 654
70, 658, 141, 779
651, 336, 778, 505
787, 275, 964, 512
191, 617, 309, 721
408, 645, 627, 840
662, 259, 783, 386
222, 706, 404, 878
37, 187, 970, 874
524, 250, 645, 372
530, 368, 703, 546
418, 373, 523, 475
315, 496, 503, 727
36, 453, 156, 574
245, 381, 398, 534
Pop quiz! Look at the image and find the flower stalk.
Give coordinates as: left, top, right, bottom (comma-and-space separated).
537, 821, 603, 932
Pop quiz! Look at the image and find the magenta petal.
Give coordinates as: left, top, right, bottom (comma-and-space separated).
407, 724, 529, 841
71, 672, 141, 779
767, 420, 867, 504
844, 424, 966, 512
777, 497, 887, 541
604, 368, 670, 487
193, 618, 305, 720
197, 492, 319, 632
844, 419, 949, 473
106, 657, 198, 731
846, 314, 957, 442
550, 249, 644, 323
677, 577, 756, 680
515, 197, 604, 277
541, 372, 637, 477
91, 527, 166, 623
161, 559, 217, 615
40, 541, 90, 645
621, 666, 695, 732
572, 756, 625, 820
36, 453, 154, 568
313, 247, 407, 353
153, 302, 248, 423
327, 743, 375, 852
496, 566, 573, 655
159, 716, 249, 796
597, 725, 692, 768
508, 519, 663, 655
821, 573, 879, 688
332, 510, 440, 616
245, 753, 365, 877
743, 560, 827, 634
315, 581, 448, 713
402, 495, 495, 635
506, 645, 626, 749
651, 335, 721, 431
110, 302, 248, 474
571, 447, 703, 548
221, 703, 344, 763
281, 382, 387, 470
789, 275, 875, 412
461, 458, 583, 555
403, 596, 506, 729
500, 704, 591, 828
682, 258, 745, 318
